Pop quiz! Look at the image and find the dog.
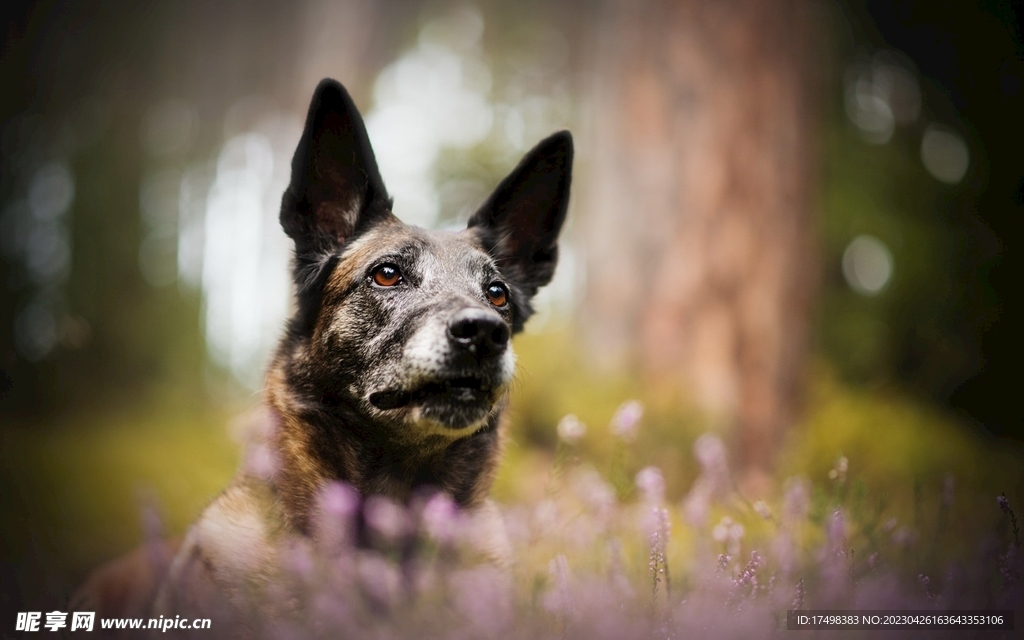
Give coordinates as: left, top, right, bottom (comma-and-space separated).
73, 78, 572, 632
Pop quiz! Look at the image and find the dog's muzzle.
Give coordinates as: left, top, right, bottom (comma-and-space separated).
367, 306, 513, 431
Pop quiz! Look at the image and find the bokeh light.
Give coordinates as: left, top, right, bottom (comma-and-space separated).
841, 234, 894, 296
920, 123, 970, 184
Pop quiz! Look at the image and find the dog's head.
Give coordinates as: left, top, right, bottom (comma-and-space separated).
276, 79, 571, 439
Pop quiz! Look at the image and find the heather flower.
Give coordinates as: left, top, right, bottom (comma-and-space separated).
781, 477, 810, 523
712, 516, 745, 556
716, 553, 732, 573
571, 467, 617, 520
355, 551, 402, 607
792, 578, 805, 610
683, 433, 732, 527
997, 493, 1020, 546
635, 466, 666, 505
610, 400, 643, 441
918, 573, 935, 600
648, 507, 671, 599
819, 510, 850, 604
772, 531, 796, 575
542, 554, 575, 619
729, 550, 763, 604
997, 546, 1018, 589
683, 483, 711, 526
693, 433, 728, 475
607, 538, 635, 600
557, 413, 586, 443
826, 511, 847, 554
419, 491, 464, 546
364, 495, 410, 543
314, 481, 359, 553
449, 567, 513, 633
311, 590, 352, 633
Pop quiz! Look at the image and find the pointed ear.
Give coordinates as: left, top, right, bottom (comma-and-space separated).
280, 79, 390, 255
468, 131, 573, 320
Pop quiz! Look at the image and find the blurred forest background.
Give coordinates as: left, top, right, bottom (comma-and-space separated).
1, 0, 1022, 617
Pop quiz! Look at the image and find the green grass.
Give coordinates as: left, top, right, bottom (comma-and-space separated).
2, 402, 238, 581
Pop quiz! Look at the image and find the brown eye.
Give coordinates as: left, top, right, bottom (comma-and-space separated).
372, 264, 402, 287
486, 282, 509, 307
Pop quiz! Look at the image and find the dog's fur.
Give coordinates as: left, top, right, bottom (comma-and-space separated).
74, 79, 572, 630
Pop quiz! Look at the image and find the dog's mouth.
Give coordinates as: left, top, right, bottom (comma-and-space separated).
369, 376, 497, 412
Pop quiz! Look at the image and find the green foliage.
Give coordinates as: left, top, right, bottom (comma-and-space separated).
1, 402, 237, 578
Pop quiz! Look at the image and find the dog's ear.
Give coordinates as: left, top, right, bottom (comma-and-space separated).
281, 79, 390, 254
468, 131, 572, 327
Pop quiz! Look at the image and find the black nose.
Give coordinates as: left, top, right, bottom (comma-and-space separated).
447, 308, 510, 356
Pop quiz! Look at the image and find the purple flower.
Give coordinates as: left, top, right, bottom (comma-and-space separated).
712, 516, 745, 556
792, 578, 805, 610
683, 433, 732, 527
635, 466, 665, 505
648, 507, 671, 598
355, 551, 401, 606
997, 494, 1010, 514
450, 567, 513, 632
693, 433, 727, 474
571, 468, 617, 519
364, 495, 410, 542
542, 554, 575, 618
420, 491, 464, 545
557, 414, 586, 443
731, 550, 763, 601
716, 553, 732, 573
314, 481, 360, 552
683, 482, 711, 526
827, 509, 846, 550
610, 400, 643, 441
782, 477, 810, 523
319, 481, 360, 519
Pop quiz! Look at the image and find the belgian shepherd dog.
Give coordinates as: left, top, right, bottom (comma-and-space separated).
74, 78, 572, 633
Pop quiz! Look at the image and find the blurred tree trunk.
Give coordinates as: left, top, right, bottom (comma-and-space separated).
581, 0, 820, 485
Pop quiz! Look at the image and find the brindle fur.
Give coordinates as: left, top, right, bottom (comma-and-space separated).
73, 79, 572, 631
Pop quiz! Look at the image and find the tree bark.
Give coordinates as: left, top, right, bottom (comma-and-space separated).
581, 0, 820, 482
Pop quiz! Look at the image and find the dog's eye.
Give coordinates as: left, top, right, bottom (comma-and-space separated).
485, 282, 509, 307
371, 264, 403, 287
